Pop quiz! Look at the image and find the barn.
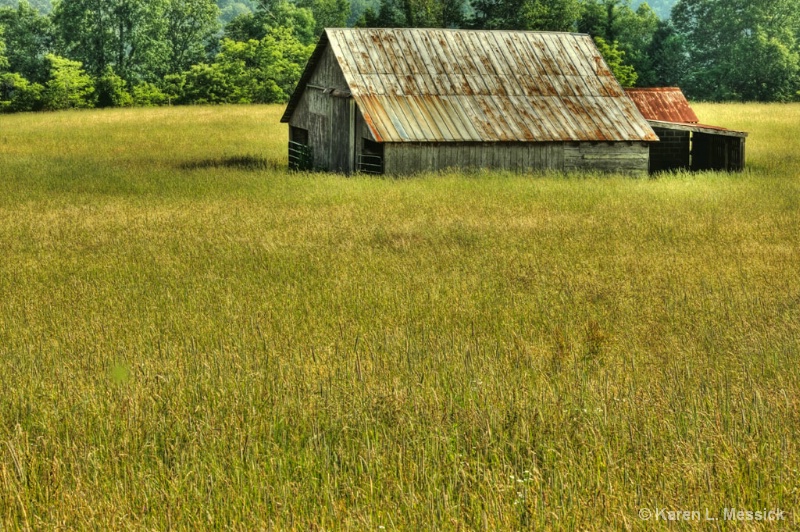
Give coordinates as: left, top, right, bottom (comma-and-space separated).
281, 28, 659, 176
625, 87, 748, 172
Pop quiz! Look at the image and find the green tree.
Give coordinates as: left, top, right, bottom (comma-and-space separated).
42, 54, 94, 109
359, 0, 467, 28
577, 0, 658, 85
359, 0, 405, 26
53, 0, 169, 82
594, 36, 637, 87
348, 0, 378, 26
161, 73, 186, 104
673, 0, 800, 101
0, 1, 53, 82
641, 19, 688, 87
0, 27, 8, 72
296, 0, 349, 35
471, 0, 579, 31
0, 0, 52, 12
95, 65, 133, 107
215, 28, 313, 102
729, 30, 799, 102
164, 0, 220, 75
180, 26, 313, 105
0, 72, 45, 112
216, 0, 257, 21
631, 0, 676, 19
219, 1, 253, 24
0, 22, 46, 113
242, 0, 317, 44
223, 12, 260, 40
181, 62, 233, 103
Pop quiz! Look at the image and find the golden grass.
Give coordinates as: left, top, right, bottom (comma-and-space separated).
0, 104, 799, 529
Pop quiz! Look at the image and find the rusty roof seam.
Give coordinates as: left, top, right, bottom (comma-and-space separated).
405, 32, 457, 141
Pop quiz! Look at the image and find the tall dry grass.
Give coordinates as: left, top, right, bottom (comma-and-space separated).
0, 104, 798, 529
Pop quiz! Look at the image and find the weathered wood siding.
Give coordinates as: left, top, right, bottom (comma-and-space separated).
382, 143, 564, 174
287, 46, 351, 172
382, 142, 649, 175
563, 142, 649, 174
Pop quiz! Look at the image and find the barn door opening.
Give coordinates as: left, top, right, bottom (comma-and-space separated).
358, 138, 384, 175
288, 126, 312, 171
691, 132, 746, 172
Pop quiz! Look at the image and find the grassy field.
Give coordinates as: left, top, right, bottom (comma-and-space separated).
1, 103, 799, 530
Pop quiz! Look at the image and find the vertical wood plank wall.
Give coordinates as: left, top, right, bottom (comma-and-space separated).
287, 46, 351, 172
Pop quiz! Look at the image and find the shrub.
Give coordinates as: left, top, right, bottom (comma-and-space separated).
95, 66, 133, 108
161, 74, 186, 105
132, 82, 168, 107
0, 72, 44, 112
181, 63, 233, 104
41, 54, 95, 110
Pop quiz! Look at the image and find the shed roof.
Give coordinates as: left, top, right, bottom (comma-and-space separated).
624, 87, 699, 123
648, 120, 748, 138
625, 87, 748, 138
282, 28, 658, 143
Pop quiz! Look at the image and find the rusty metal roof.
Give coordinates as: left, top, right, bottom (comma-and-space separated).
624, 87, 699, 124
282, 28, 658, 143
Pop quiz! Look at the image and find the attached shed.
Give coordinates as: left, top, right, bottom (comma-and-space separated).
625, 87, 748, 173
281, 28, 659, 175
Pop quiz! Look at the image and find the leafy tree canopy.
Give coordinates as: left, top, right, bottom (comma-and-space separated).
0, 0, 52, 13
631, 0, 675, 20
296, 0, 349, 35
179, 27, 313, 104
42, 53, 94, 109
358, 0, 468, 28
643, 18, 689, 88
0, 27, 8, 72
577, 0, 658, 86
594, 36, 637, 87
53, 0, 170, 82
164, 0, 221, 75
225, 0, 316, 44
471, 0, 579, 31
673, 0, 800, 101
1, 71, 45, 112
0, 1, 54, 82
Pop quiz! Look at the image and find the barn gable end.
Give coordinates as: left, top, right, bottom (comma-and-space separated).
283, 28, 658, 175
284, 44, 356, 173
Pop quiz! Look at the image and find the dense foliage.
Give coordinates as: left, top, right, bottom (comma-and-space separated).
1, 0, 798, 113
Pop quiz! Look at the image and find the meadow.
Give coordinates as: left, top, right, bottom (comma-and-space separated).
0, 103, 799, 529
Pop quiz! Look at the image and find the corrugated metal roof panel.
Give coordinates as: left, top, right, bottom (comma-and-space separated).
284, 28, 658, 143
624, 87, 700, 124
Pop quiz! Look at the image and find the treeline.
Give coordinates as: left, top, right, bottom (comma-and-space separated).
1, 0, 798, 114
